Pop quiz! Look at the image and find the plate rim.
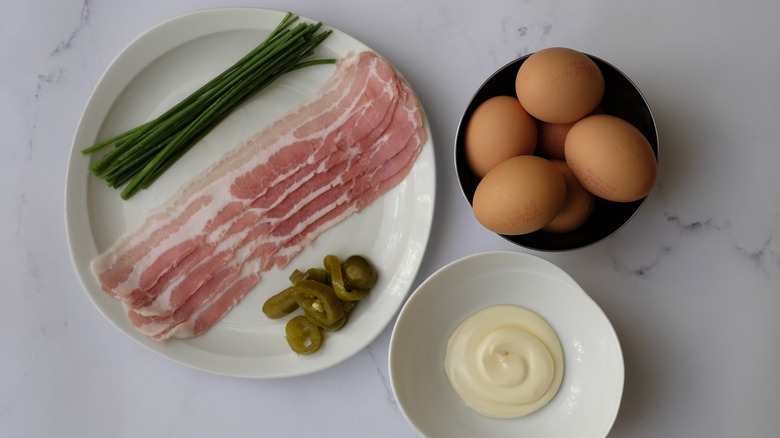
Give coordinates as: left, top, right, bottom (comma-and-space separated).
64, 6, 437, 378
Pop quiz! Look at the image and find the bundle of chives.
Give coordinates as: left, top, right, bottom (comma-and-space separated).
82, 12, 336, 200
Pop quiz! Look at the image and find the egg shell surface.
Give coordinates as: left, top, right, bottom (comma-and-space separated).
472, 155, 566, 235
565, 114, 657, 202
515, 47, 605, 124
543, 160, 596, 233
465, 95, 537, 178
535, 107, 604, 159
535, 120, 573, 160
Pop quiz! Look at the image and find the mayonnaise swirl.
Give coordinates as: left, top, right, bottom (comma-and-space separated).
444, 305, 564, 418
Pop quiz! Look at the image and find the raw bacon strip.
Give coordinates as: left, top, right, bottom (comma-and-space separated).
263, 103, 426, 271
93, 52, 367, 294
130, 229, 268, 339
127, 247, 247, 340
95, 195, 211, 298
129, 206, 261, 316
130, 116, 417, 328
170, 269, 260, 339
134, 248, 263, 340
92, 51, 397, 301
257, 86, 425, 271
159, 86, 426, 340
244, 87, 417, 263
166, 142, 421, 341
93, 55, 364, 297
93, 51, 428, 340
129, 76, 419, 328
125, 59, 403, 317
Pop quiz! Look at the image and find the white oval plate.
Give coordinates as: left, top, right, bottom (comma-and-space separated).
389, 251, 623, 437
65, 7, 435, 378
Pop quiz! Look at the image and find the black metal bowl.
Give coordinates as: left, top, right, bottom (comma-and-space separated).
454, 52, 658, 251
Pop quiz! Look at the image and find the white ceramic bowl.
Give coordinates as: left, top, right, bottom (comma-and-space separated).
389, 251, 624, 437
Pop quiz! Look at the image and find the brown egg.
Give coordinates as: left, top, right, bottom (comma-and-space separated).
472, 155, 566, 235
535, 120, 573, 160
565, 114, 657, 202
543, 160, 596, 233
465, 96, 537, 178
515, 47, 604, 124
535, 107, 603, 159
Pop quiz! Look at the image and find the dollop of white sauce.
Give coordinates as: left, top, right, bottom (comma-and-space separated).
444, 305, 564, 418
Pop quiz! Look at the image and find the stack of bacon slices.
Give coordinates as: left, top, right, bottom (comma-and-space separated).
89, 51, 428, 341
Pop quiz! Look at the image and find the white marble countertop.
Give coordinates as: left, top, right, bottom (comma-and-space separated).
3, 0, 780, 436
